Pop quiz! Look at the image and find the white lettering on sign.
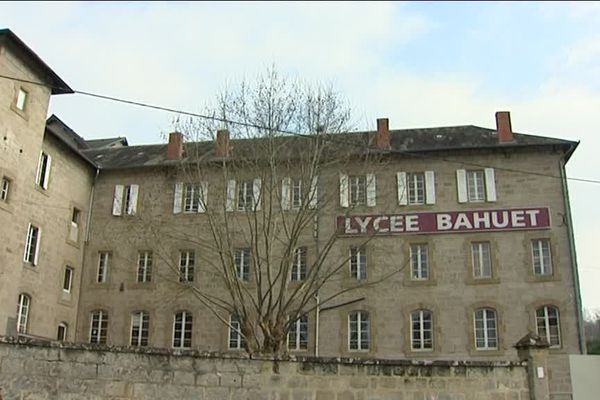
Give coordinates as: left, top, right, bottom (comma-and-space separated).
356, 216, 371, 233
390, 215, 404, 232
373, 216, 389, 233
526, 209, 540, 226
405, 215, 419, 232
437, 214, 452, 230
345, 217, 358, 234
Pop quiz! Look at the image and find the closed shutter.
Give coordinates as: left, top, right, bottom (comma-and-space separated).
198, 181, 208, 213
33, 227, 41, 266
112, 185, 124, 216
456, 169, 467, 203
42, 154, 52, 190
253, 178, 262, 211
281, 177, 291, 210
397, 172, 408, 206
128, 185, 139, 215
226, 180, 236, 212
484, 168, 497, 202
425, 171, 436, 205
339, 174, 349, 208
366, 173, 376, 207
309, 176, 318, 209
173, 182, 183, 214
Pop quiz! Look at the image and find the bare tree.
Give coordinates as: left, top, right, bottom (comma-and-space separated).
132, 68, 402, 356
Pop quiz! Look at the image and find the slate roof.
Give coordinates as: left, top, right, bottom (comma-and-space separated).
86, 137, 129, 149
79, 125, 579, 170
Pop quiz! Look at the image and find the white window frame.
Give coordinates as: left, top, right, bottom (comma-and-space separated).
36, 152, 52, 190
536, 306, 561, 347
16, 88, 28, 111
1, 176, 10, 202
235, 248, 251, 281
69, 208, 81, 243
112, 184, 139, 216
410, 244, 429, 280
350, 246, 367, 280
63, 266, 74, 293
16, 293, 30, 334
228, 314, 246, 350
130, 311, 149, 347
466, 170, 485, 202
179, 251, 195, 282
532, 239, 552, 276
137, 251, 153, 283
57, 322, 68, 341
407, 172, 425, 205
348, 311, 370, 351
474, 308, 498, 350
349, 175, 366, 206
472, 242, 492, 279
410, 310, 433, 351
172, 311, 192, 349
287, 314, 308, 351
457, 168, 496, 203
23, 223, 41, 265
97, 252, 110, 283
291, 247, 307, 281
237, 180, 254, 211
89, 310, 108, 344
282, 176, 318, 211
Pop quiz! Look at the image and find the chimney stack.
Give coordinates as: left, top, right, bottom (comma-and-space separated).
215, 129, 230, 157
495, 111, 514, 143
376, 118, 391, 149
166, 132, 184, 160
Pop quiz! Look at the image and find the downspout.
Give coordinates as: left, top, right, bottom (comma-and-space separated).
559, 158, 586, 354
315, 293, 320, 357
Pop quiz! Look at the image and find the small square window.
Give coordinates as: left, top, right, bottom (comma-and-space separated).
16, 88, 28, 111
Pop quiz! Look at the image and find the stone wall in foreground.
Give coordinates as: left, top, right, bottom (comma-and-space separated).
0, 338, 529, 400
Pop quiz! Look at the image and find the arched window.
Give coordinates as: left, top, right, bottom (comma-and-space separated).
173, 311, 192, 349
16, 293, 31, 334
57, 322, 68, 341
89, 310, 108, 344
474, 308, 497, 350
131, 311, 149, 347
411, 309, 433, 351
348, 311, 370, 351
536, 305, 561, 347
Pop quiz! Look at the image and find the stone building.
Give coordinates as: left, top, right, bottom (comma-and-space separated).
0, 29, 585, 395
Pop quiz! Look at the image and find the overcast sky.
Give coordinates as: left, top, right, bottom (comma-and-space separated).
2, 2, 599, 312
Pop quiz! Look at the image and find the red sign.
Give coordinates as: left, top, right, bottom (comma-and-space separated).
337, 208, 551, 236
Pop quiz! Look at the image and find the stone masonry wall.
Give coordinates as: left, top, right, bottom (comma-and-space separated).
0, 338, 529, 400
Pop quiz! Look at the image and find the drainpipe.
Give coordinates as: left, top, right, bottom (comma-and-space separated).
559, 158, 586, 354
315, 293, 320, 357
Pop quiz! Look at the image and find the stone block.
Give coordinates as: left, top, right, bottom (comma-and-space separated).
220, 372, 243, 387
349, 377, 369, 389
316, 390, 336, 400
173, 370, 195, 386
205, 386, 230, 400
196, 372, 220, 387
337, 390, 355, 400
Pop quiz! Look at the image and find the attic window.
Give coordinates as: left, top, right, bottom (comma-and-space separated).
435, 134, 444, 140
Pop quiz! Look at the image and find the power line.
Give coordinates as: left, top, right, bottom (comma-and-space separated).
1, 73, 598, 185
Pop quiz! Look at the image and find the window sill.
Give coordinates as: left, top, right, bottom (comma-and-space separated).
403, 278, 437, 287
10, 102, 29, 121
22, 263, 38, 272
465, 277, 500, 286
66, 238, 81, 249
33, 184, 50, 197
525, 274, 560, 283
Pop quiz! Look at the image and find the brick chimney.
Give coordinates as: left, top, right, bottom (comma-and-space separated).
496, 111, 514, 143
375, 118, 390, 149
215, 129, 230, 157
166, 132, 184, 160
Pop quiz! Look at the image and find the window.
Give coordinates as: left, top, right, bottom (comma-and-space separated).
112, 184, 139, 216
1, 177, 10, 202
235, 248, 251, 281
184, 183, 206, 213
397, 171, 436, 206
340, 174, 376, 208
456, 168, 496, 203
288, 314, 308, 351
131, 311, 149, 347
281, 176, 318, 210
69, 208, 81, 242
226, 179, 261, 212
228, 314, 246, 350
407, 173, 425, 205
350, 246, 367, 280
472, 242, 492, 279
63, 266, 73, 292
349, 175, 366, 206
291, 247, 307, 281
137, 251, 152, 283
474, 308, 498, 350
237, 180, 254, 211
179, 251, 195, 282
536, 306, 561, 347
291, 178, 303, 209
97, 252, 110, 283
410, 244, 429, 280
532, 239, 552, 276
173, 311, 193, 349
57, 323, 68, 341
36, 152, 52, 190
89, 310, 108, 344
24, 224, 41, 265
16, 293, 30, 334
348, 311, 370, 351
16, 88, 28, 111
411, 310, 433, 351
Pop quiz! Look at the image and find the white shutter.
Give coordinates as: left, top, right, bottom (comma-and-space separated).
253, 178, 262, 211
24, 224, 32, 262
112, 185, 124, 216
198, 181, 208, 213
42, 154, 52, 189
397, 172, 408, 206
226, 180, 236, 212
35, 152, 43, 186
425, 171, 436, 205
173, 182, 183, 214
33, 227, 41, 266
366, 173, 377, 207
456, 169, 467, 203
309, 175, 318, 209
339, 174, 349, 208
128, 184, 139, 215
484, 168, 497, 202
281, 177, 291, 211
